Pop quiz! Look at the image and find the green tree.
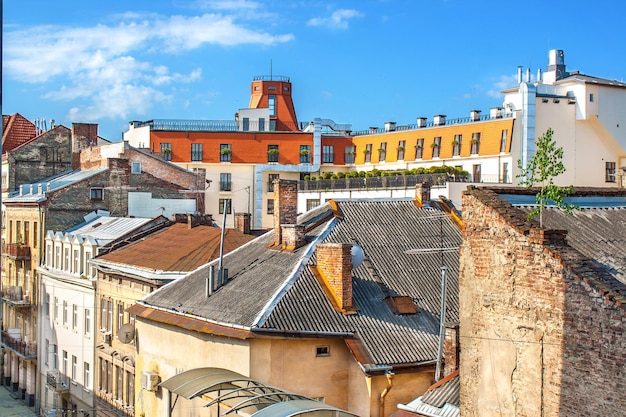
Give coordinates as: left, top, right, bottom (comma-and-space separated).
517, 128, 577, 227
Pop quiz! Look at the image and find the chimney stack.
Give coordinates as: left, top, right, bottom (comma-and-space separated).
415, 182, 431, 207
273, 179, 298, 246
71, 123, 99, 169
316, 243, 353, 311
235, 212, 251, 234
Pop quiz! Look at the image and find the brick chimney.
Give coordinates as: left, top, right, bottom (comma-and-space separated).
273, 179, 298, 246
316, 243, 353, 311
72, 123, 99, 169
415, 182, 431, 207
235, 212, 251, 234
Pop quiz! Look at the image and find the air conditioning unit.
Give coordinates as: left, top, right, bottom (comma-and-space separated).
141, 371, 159, 391
101, 329, 112, 344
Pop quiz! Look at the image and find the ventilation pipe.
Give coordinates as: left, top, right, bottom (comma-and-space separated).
517, 66, 523, 84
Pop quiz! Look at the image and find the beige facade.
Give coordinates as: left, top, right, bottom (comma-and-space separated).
1, 203, 43, 406
133, 318, 434, 417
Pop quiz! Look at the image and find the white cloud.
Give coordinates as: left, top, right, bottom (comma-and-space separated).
307, 9, 363, 30
487, 74, 518, 98
4, 11, 293, 122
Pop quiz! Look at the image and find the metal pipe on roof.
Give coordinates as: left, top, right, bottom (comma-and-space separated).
435, 266, 448, 382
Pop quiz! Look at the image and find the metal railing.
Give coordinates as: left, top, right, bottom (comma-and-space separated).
46, 371, 70, 392
298, 173, 465, 192
3, 243, 30, 259
1, 330, 37, 359
350, 113, 513, 136
134, 119, 306, 132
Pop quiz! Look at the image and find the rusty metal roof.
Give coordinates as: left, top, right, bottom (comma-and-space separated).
95, 223, 255, 273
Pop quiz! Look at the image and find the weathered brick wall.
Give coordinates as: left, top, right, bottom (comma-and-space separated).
7, 126, 73, 191
460, 187, 626, 416
316, 243, 353, 310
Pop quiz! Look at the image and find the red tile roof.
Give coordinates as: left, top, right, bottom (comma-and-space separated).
2, 113, 37, 154
97, 223, 255, 272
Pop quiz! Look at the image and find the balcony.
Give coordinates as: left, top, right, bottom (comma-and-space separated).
1, 329, 37, 359
3, 243, 31, 260
1, 286, 31, 308
46, 370, 70, 393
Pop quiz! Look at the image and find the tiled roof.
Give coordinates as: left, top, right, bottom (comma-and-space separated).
139, 198, 462, 367
95, 223, 255, 273
2, 113, 37, 153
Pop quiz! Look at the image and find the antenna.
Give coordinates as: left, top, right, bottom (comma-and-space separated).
270, 59, 273, 80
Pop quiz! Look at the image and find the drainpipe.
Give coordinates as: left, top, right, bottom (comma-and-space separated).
379, 371, 394, 417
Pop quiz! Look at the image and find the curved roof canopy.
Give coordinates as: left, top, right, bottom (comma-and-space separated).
160, 367, 358, 417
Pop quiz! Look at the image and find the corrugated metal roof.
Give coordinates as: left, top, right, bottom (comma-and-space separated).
5, 168, 108, 202
140, 198, 462, 367
398, 371, 459, 417
70, 216, 154, 246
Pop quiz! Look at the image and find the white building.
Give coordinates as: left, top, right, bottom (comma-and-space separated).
37, 213, 154, 416
505, 49, 626, 186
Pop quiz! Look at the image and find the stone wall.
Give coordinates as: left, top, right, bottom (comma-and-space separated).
460, 187, 626, 416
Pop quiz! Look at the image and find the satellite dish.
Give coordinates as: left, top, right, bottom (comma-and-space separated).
118, 323, 135, 344
351, 244, 365, 269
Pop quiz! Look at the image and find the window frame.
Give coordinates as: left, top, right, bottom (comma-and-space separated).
322, 145, 334, 164
220, 144, 232, 162
606, 161, 617, 183
90, 188, 103, 201
219, 198, 232, 215
191, 143, 203, 161
220, 173, 232, 191
160, 143, 172, 161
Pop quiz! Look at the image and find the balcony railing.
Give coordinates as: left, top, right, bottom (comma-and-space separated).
298, 173, 461, 192
1, 330, 37, 359
3, 243, 30, 260
134, 119, 306, 132
350, 112, 513, 136
46, 370, 70, 393
1, 286, 30, 307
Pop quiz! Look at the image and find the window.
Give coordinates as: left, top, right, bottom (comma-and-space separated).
397, 140, 406, 160
300, 145, 311, 163
52, 344, 58, 369
54, 297, 59, 321
502, 162, 510, 183
268, 95, 276, 116
117, 303, 124, 332
453, 135, 462, 156
219, 199, 232, 214
473, 164, 482, 182
259, 118, 265, 132
72, 304, 78, 330
64, 248, 70, 270
471, 133, 481, 154
218, 144, 232, 162
268, 174, 280, 192
72, 355, 77, 380
345, 146, 356, 164
500, 130, 508, 153
160, 143, 172, 161
33, 222, 37, 248
316, 346, 330, 357
268, 145, 279, 163
606, 161, 617, 182
99, 358, 106, 391
589, 93, 594, 102
322, 145, 334, 163
84, 362, 91, 390
84, 308, 91, 335
432, 137, 441, 158
63, 351, 68, 376
242, 117, 250, 131
63, 301, 68, 325
43, 293, 50, 316
73, 249, 79, 274
220, 173, 232, 191
107, 300, 113, 332
378, 142, 387, 162
415, 139, 424, 159
90, 188, 103, 201
45, 339, 49, 366
364, 144, 372, 163
191, 143, 203, 161
24, 222, 29, 245
269, 120, 276, 131
131, 162, 141, 174
306, 199, 321, 211
267, 199, 274, 215
126, 370, 134, 406
116, 365, 123, 400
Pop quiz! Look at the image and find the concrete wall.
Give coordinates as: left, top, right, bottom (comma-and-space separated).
460, 188, 626, 416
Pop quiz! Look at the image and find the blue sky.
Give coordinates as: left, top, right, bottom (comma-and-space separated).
4, 0, 626, 140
